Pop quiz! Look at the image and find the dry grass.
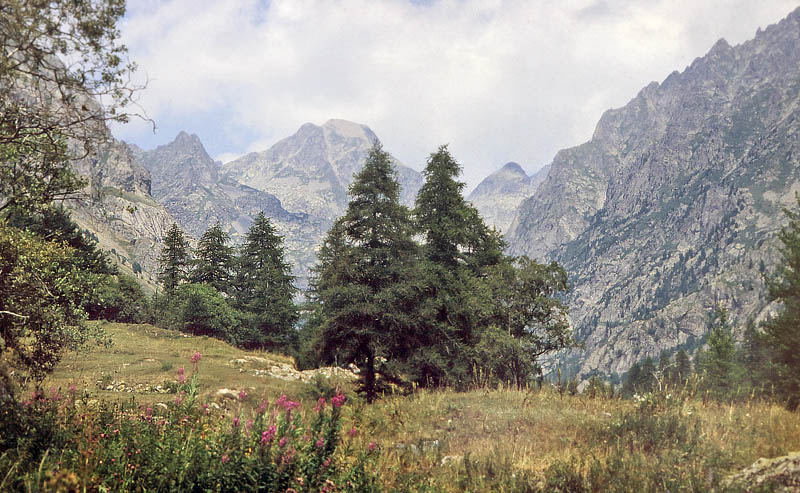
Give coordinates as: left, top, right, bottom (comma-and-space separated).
43, 323, 800, 491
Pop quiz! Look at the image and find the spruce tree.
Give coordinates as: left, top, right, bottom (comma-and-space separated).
191, 223, 233, 294
312, 141, 420, 402
233, 212, 298, 349
158, 223, 190, 293
674, 348, 692, 385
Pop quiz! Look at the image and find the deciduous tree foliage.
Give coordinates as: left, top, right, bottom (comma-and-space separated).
0, 222, 108, 394
312, 141, 421, 401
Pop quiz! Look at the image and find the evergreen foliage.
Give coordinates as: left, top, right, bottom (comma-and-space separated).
233, 212, 298, 349
695, 306, 744, 401
157, 223, 190, 293
312, 141, 421, 401
762, 195, 800, 409
190, 222, 234, 294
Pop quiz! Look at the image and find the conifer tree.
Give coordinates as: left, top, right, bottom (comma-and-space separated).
312, 141, 420, 402
157, 223, 190, 293
696, 306, 744, 401
674, 348, 692, 385
411, 145, 507, 386
763, 196, 800, 409
191, 223, 233, 294
233, 212, 298, 349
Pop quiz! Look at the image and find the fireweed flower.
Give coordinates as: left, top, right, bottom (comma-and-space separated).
331, 393, 346, 408
368, 442, 377, 451
238, 389, 247, 401
261, 426, 276, 445
221, 454, 229, 464
232, 416, 240, 428
191, 351, 201, 365
279, 437, 287, 448
314, 397, 326, 412
348, 427, 358, 438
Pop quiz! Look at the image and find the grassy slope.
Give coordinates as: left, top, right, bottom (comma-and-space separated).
45, 322, 800, 491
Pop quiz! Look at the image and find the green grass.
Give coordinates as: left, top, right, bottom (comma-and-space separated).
37, 322, 800, 491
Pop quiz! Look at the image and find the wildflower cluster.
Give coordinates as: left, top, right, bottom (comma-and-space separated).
0, 353, 379, 491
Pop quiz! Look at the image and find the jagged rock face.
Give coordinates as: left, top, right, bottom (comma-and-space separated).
507, 7, 800, 379
136, 132, 331, 288
67, 138, 177, 290
223, 119, 423, 220
468, 162, 549, 233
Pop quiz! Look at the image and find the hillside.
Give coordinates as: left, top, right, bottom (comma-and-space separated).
36, 322, 800, 491
507, 7, 800, 379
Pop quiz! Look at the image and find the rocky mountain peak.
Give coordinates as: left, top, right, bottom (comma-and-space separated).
468, 162, 548, 234
506, 5, 800, 380
222, 119, 422, 220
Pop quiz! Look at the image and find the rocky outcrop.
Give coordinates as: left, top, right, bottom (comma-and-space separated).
507, 7, 800, 378
223, 119, 423, 221
726, 452, 800, 492
468, 162, 549, 233
66, 138, 177, 289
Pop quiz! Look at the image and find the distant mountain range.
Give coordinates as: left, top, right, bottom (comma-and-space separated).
506, 6, 800, 379
63, 6, 800, 383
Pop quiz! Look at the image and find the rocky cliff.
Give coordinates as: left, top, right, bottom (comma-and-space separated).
468, 162, 549, 233
507, 7, 800, 379
223, 119, 423, 221
136, 132, 330, 288
66, 138, 177, 290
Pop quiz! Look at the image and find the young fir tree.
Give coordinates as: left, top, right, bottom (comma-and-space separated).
233, 212, 298, 349
157, 223, 190, 293
763, 196, 800, 409
312, 141, 420, 402
696, 306, 744, 401
673, 348, 692, 385
190, 222, 233, 295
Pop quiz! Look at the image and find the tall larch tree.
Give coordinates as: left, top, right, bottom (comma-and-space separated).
233, 212, 298, 349
411, 145, 505, 387
312, 141, 421, 402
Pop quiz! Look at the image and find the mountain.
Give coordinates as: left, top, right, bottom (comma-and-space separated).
468, 162, 549, 233
507, 7, 800, 379
136, 132, 330, 287
66, 138, 177, 290
223, 119, 423, 220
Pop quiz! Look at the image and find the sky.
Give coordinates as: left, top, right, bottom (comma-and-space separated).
113, 0, 799, 190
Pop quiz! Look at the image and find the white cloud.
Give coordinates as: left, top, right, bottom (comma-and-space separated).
114, 0, 799, 189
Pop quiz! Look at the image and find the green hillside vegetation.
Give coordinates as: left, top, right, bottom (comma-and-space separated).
0, 322, 797, 491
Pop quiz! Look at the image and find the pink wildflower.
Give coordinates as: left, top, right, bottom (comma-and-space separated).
238, 389, 247, 401
314, 397, 326, 412
322, 458, 332, 468
190, 351, 201, 364
221, 454, 229, 464
246, 419, 253, 430
257, 399, 268, 414
232, 416, 240, 428
331, 393, 346, 408
177, 366, 184, 376
368, 442, 377, 451
315, 438, 325, 449
348, 427, 358, 438
279, 437, 287, 448
261, 425, 276, 445
68, 384, 77, 394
